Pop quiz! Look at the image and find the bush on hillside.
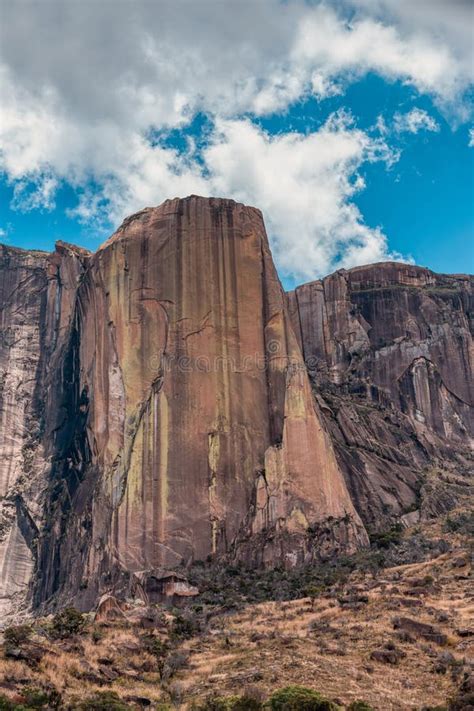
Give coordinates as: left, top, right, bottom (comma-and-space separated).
268, 685, 338, 711
171, 612, 202, 639
50, 607, 85, 639
3, 625, 32, 648
368, 524, 403, 549
0, 685, 61, 711
192, 693, 262, 711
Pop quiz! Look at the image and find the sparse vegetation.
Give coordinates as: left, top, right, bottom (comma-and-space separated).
368, 523, 403, 549
0, 686, 61, 711
70, 690, 132, 710
3, 625, 32, 649
193, 693, 262, 711
49, 608, 86, 639
186, 549, 387, 608
443, 511, 474, 535
268, 685, 338, 710
0, 511, 470, 710
139, 631, 169, 676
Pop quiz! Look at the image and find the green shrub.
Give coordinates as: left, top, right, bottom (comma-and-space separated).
192, 697, 233, 711
3, 625, 32, 647
0, 686, 61, 711
305, 585, 324, 610
0, 695, 21, 711
171, 613, 200, 639
369, 524, 403, 549
50, 607, 85, 639
268, 686, 338, 711
193, 695, 262, 711
140, 633, 169, 676
140, 632, 168, 658
20, 687, 61, 710
91, 627, 105, 644
231, 695, 262, 711
347, 702, 375, 711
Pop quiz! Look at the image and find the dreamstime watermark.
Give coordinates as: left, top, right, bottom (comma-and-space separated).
147, 339, 324, 375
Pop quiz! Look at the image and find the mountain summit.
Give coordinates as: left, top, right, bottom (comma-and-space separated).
0, 196, 471, 618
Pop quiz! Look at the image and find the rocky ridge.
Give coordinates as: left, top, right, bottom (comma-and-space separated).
288, 263, 473, 530
0, 196, 472, 620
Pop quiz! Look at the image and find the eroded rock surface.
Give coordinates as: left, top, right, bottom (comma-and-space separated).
31, 197, 366, 610
0, 242, 90, 618
288, 263, 473, 529
0, 201, 471, 619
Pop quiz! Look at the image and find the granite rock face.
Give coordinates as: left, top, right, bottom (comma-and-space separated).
1, 197, 366, 614
288, 263, 473, 529
0, 245, 49, 619
0, 242, 90, 618
0, 199, 471, 618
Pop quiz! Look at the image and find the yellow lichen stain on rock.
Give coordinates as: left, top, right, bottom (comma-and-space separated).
264, 445, 286, 490
208, 430, 220, 476
285, 378, 307, 419
286, 506, 309, 533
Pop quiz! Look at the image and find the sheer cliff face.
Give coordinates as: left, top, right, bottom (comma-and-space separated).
0, 242, 89, 618
0, 199, 472, 617
30, 197, 366, 609
288, 263, 473, 528
0, 246, 48, 618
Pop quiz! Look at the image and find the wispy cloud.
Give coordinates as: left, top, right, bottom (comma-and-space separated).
394, 108, 440, 134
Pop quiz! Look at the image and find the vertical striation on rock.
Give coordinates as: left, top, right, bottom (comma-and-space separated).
0, 242, 90, 618
0, 200, 471, 619
33, 197, 366, 608
0, 245, 49, 618
288, 263, 473, 529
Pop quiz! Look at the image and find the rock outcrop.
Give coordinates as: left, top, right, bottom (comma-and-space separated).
0, 242, 90, 618
1, 197, 368, 616
288, 263, 473, 529
0, 245, 49, 619
0, 199, 471, 619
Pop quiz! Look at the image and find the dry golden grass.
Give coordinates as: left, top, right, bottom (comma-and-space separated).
0, 519, 472, 709
170, 539, 472, 710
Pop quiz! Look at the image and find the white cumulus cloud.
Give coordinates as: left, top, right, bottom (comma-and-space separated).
0, 0, 471, 278
204, 112, 402, 281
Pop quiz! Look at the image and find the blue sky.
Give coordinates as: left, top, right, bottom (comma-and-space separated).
1, 1, 473, 288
